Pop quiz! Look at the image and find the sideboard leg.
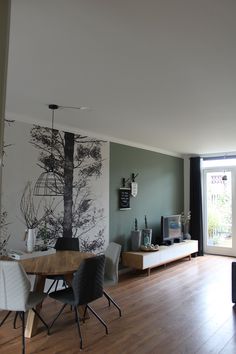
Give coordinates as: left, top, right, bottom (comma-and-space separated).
147, 268, 151, 276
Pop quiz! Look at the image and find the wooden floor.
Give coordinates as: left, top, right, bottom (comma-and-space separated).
1, 254, 236, 354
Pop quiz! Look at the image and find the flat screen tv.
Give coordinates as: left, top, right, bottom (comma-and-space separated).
161, 214, 182, 243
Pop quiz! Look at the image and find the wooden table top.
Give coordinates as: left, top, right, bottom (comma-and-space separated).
19, 250, 94, 276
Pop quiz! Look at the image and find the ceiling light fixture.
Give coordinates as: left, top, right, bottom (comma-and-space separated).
59, 105, 90, 110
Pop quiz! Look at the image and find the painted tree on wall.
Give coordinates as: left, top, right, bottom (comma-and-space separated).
30, 125, 106, 251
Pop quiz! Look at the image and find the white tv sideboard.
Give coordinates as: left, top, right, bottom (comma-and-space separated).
122, 240, 198, 276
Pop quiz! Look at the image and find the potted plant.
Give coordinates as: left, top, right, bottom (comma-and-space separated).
142, 215, 152, 246
131, 218, 142, 251
181, 211, 191, 240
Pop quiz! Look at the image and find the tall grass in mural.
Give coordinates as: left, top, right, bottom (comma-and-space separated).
0, 210, 10, 255
30, 126, 106, 252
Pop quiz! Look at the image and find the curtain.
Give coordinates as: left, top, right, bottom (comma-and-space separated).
189, 157, 204, 256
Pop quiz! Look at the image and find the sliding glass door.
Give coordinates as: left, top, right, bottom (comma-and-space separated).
203, 166, 236, 256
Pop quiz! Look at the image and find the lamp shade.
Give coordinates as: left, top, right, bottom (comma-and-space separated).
34, 171, 64, 196
33, 104, 65, 196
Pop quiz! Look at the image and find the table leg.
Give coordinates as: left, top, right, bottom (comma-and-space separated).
25, 275, 46, 338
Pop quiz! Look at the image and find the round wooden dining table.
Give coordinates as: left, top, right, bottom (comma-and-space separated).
19, 250, 94, 338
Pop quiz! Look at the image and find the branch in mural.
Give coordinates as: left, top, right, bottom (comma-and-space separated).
80, 228, 105, 253
75, 141, 101, 167
31, 126, 104, 182
30, 124, 106, 242
71, 187, 105, 236
0, 210, 11, 253
36, 205, 63, 245
75, 143, 103, 172
44, 187, 105, 239
4, 119, 15, 124
2, 119, 15, 165
31, 126, 64, 175
75, 208, 105, 238
37, 184, 105, 246
20, 182, 54, 229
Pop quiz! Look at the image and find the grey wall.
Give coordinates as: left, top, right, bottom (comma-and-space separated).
109, 143, 184, 251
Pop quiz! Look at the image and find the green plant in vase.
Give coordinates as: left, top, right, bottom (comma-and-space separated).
181, 211, 191, 240
37, 221, 49, 250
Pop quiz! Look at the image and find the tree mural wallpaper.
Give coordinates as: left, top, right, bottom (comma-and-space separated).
2, 121, 109, 253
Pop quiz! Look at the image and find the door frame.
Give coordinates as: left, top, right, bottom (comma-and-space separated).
202, 165, 236, 257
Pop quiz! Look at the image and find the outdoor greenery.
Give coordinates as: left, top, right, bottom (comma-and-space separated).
207, 174, 232, 247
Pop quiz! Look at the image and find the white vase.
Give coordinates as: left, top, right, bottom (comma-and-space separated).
26, 228, 36, 253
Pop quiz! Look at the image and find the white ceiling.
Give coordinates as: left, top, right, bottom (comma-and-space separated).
5, 0, 236, 157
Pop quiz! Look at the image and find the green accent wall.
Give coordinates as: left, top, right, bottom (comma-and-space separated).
109, 142, 184, 251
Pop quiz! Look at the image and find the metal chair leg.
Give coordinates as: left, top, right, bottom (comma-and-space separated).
46, 280, 57, 294
13, 312, 19, 328
48, 303, 67, 334
55, 280, 59, 292
0, 311, 11, 327
103, 290, 122, 317
32, 308, 49, 331
83, 304, 88, 323
74, 306, 83, 349
87, 304, 108, 334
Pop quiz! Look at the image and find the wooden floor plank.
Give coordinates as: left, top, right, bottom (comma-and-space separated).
0, 255, 236, 354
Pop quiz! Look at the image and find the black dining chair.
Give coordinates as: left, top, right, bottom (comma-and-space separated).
48, 255, 108, 349
46, 237, 80, 294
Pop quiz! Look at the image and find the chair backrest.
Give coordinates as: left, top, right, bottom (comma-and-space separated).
72, 255, 105, 306
0, 261, 31, 312
104, 242, 121, 284
54, 237, 80, 251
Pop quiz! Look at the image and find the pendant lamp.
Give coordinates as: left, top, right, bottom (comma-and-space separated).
34, 104, 64, 196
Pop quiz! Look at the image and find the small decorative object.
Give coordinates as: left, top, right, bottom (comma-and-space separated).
119, 188, 131, 210
130, 173, 138, 197
142, 215, 152, 246
26, 228, 36, 253
140, 244, 159, 252
181, 211, 191, 240
131, 218, 142, 251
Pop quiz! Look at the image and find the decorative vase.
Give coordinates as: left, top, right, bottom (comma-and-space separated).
183, 223, 191, 240
26, 228, 36, 253
131, 230, 142, 251
142, 229, 152, 246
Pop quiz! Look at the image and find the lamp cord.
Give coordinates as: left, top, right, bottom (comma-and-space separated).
51, 109, 54, 157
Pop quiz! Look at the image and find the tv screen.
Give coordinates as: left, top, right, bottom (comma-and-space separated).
161, 215, 182, 242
